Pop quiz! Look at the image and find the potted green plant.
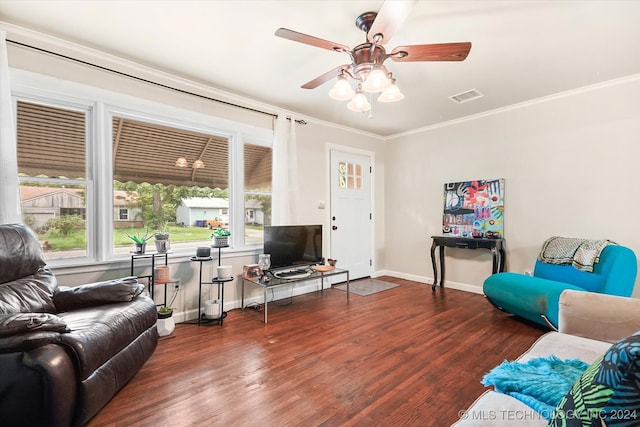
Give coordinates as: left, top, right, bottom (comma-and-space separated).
211, 227, 231, 247
154, 231, 170, 253
125, 229, 153, 254
157, 305, 174, 319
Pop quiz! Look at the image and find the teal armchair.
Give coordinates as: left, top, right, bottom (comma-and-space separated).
483, 244, 637, 329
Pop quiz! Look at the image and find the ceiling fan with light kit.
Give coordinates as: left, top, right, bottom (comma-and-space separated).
275, 0, 471, 113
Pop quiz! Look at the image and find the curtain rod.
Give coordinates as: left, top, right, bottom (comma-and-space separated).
7, 39, 307, 125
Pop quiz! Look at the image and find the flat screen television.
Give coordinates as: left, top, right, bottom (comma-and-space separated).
263, 225, 323, 270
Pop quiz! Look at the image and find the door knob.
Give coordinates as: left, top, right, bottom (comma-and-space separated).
332, 225, 338, 230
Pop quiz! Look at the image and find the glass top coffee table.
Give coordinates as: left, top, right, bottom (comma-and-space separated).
240, 267, 349, 323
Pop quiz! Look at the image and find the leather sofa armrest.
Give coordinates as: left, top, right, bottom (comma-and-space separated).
0, 344, 76, 427
54, 276, 144, 312
558, 289, 640, 343
0, 313, 68, 336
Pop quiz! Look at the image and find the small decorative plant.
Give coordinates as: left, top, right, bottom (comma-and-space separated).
125, 229, 153, 244
211, 227, 230, 238
126, 229, 153, 253
154, 231, 171, 252
211, 227, 230, 246
157, 305, 174, 318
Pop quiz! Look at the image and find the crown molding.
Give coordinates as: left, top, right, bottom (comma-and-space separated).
389, 73, 640, 140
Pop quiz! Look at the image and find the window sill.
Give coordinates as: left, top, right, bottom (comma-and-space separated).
48, 246, 262, 277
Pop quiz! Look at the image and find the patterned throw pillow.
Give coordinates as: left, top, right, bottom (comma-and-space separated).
548, 332, 640, 427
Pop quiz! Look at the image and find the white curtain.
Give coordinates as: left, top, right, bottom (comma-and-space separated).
271, 114, 299, 225
0, 30, 21, 225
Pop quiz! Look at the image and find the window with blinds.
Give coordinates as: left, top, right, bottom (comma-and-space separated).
111, 115, 232, 254
15, 99, 272, 260
17, 100, 89, 259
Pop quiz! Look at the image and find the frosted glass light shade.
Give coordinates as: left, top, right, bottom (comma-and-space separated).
175, 157, 188, 167
377, 82, 405, 103
192, 159, 205, 169
346, 90, 371, 112
329, 76, 355, 101
362, 68, 391, 93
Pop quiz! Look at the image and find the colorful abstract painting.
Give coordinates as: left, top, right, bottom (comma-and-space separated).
442, 178, 505, 238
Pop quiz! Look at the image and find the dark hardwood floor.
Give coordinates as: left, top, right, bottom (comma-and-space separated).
89, 276, 547, 427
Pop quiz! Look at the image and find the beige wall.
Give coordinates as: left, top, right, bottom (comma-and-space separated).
384, 76, 640, 297
294, 122, 387, 268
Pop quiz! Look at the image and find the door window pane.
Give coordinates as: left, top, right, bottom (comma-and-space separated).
338, 161, 363, 190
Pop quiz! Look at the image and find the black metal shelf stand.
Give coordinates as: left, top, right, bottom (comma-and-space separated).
130, 251, 171, 302
190, 244, 232, 326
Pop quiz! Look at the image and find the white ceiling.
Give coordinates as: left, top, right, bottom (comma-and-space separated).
1, 0, 639, 137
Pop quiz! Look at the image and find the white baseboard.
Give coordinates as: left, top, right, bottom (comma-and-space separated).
374, 269, 484, 295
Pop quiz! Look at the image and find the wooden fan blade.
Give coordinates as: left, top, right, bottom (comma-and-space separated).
301, 65, 350, 89
275, 28, 350, 53
367, 0, 418, 45
390, 42, 472, 62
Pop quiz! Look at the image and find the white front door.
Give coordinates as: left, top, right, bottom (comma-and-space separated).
330, 149, 372, 280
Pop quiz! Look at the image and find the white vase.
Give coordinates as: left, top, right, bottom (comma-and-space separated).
156, 316, 175, 337
205, 299, 221, 319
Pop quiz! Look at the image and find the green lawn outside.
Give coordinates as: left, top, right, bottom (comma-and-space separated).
114, 225, 215, 245
40, 224, 264, 251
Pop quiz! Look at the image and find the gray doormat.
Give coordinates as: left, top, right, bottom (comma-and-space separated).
333, 278, 399, 296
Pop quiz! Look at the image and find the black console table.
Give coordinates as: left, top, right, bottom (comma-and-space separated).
430, 236, 505, 291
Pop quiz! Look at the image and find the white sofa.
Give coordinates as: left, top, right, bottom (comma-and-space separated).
452, 290, 640, 427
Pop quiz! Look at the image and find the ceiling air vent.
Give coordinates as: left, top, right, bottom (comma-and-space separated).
449, 89, 483, 104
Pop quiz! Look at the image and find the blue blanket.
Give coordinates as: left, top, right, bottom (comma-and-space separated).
482, 356, 589, 420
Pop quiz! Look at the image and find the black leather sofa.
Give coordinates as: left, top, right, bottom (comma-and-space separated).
0, 223, 158, 426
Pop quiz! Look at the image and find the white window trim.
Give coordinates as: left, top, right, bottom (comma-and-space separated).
15, 94, 96, 263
